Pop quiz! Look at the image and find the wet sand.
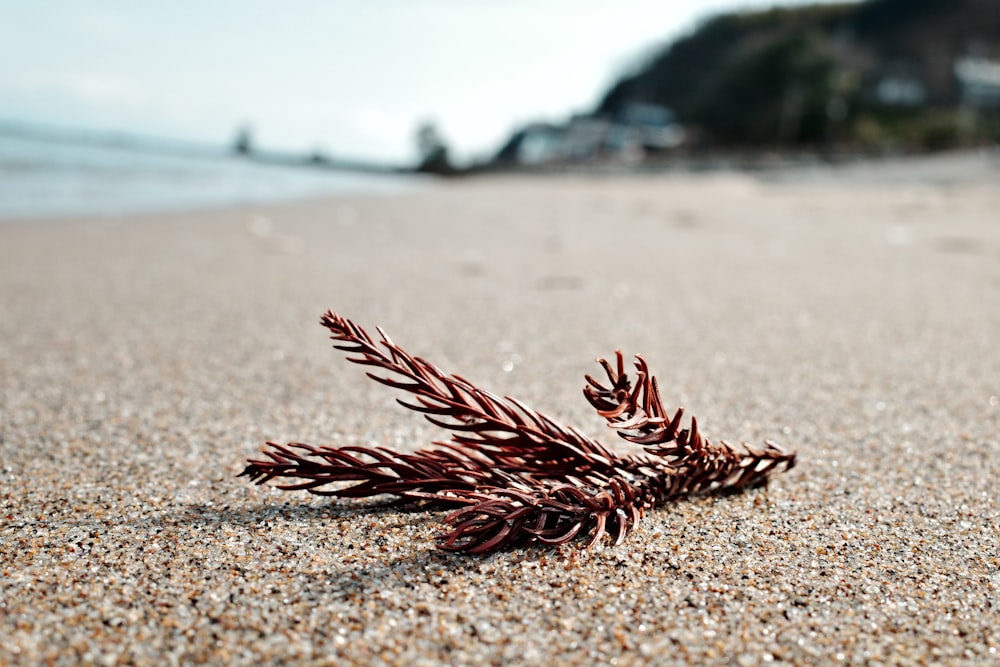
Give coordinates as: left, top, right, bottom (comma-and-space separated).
2, 151, 999, 665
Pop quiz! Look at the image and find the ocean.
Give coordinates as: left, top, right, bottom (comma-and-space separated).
0, 134, 418, 221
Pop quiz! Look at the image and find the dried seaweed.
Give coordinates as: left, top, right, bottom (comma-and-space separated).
241, 311, 796, 554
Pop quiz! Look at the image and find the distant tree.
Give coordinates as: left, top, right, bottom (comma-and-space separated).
415, 121, 453, 174
233, 125, 254, 156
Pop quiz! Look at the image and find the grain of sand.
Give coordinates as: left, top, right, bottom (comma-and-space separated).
2, 152, 999, 665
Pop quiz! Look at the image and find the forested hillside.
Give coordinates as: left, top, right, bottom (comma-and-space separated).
597, 0, 1000, 149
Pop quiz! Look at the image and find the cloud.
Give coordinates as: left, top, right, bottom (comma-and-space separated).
60, 73, 146, 107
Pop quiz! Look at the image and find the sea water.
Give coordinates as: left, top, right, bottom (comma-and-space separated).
0, 134, 418, 221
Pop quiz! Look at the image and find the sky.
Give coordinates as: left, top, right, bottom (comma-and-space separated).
1, 1, 845, 165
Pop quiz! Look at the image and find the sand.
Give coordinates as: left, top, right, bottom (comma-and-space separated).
2, 151, 999, 665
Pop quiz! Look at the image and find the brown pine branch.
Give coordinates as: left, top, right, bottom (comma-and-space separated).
240, 311, 797, 554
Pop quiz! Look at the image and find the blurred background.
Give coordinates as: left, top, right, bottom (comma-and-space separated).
1, 0, 998, 218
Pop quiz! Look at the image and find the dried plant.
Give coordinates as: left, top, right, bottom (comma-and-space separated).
241, 311, 796, 554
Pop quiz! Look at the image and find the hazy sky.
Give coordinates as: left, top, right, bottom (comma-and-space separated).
2, 1, 842, 164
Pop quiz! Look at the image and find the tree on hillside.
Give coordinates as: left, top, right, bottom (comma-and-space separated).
696, 30, 842, 144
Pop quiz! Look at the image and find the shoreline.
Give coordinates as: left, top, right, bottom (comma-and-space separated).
0, 133, 427, 223
3, 147, 997, 225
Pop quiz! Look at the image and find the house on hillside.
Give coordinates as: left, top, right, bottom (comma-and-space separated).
612, 102, 685, 151
875, 75, 927, 106
495, 103, 684, 167
954, 56, 1000, 107
493, 123, 566, 166
561, 114, 611, 161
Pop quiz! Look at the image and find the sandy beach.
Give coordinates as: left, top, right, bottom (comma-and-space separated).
2, 151, 998, 665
